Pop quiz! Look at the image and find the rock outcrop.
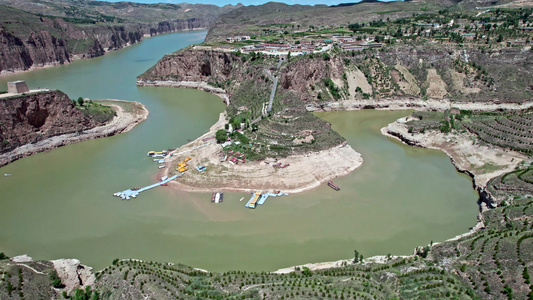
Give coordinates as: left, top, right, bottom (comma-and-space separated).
0, 90, 101, 154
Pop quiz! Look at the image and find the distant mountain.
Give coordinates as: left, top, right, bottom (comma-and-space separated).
0, 0, 241, 23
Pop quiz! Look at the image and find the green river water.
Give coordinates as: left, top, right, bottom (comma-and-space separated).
0, 31, 478, 272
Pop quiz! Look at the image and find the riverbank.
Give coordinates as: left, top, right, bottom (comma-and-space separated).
306, 97, 533, 113
381, 116, 527, 191
161, 112, 363, 194
0, 99, 148, 167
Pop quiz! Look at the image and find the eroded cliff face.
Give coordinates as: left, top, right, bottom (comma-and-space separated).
139, 46, 533, 105
141, 49, 241, 83
0, 17, 211, 74
0, 91, 101, 153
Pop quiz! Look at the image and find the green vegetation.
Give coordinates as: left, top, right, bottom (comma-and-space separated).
75, 99, 115, 124
215, 129, 227, 143
49, 270, 65, 289
407, 109, 533, 156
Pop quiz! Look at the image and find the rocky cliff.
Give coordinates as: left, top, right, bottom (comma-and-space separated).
0, 5, 213, 73
140, 45, 533, 104
139, 49, 242, 87
0, 90, 101, 154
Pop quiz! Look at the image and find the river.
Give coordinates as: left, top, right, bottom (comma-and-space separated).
0, 31, 478, 272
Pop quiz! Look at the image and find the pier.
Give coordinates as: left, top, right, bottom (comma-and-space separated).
113, 174, 179, 200
245, 191, 289, 209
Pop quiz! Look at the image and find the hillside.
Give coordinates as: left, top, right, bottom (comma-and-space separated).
205, 0, 525, 42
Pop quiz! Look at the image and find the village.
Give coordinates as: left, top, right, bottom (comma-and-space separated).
193, 8, 533, 57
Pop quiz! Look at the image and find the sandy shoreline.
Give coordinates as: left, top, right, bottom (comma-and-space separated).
0, 99, 149, 168
381, 117, 527, 190
306, 97, 533, 113
160, 112, 363, 194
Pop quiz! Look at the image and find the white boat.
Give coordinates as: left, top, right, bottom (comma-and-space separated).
161, 175, 168, 181
131, 194, 137, 198
4, 174, 12, 176
126, 196, 131, 200
158, 165, 165, 169
214, 193, 220, 203
113, 192, 121, 197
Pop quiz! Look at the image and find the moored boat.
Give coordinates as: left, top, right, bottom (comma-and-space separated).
328, 180, 340, 191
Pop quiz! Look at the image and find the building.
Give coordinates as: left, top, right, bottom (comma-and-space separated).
7, 81, 29, 94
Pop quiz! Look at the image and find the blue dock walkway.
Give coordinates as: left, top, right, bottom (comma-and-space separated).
114, 174, 179, 200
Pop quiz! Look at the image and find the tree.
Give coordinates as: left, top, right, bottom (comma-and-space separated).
77, 97, 84, 106
216, 129, 227, 143
0, 252, 8, 260
353, 249, 361, 263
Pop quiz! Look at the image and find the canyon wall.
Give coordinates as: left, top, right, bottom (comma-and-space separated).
0, 17, 211, 74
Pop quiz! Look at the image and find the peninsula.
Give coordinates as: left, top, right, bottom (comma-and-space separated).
0, 86, 148, 167
1, 0, 533, 299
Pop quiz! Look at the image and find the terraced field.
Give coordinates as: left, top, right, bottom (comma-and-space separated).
92, 257, 477, 299
431, 197, 533, 300
463, 113, 533, 155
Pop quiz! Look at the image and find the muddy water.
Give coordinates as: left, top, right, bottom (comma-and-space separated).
0, 31, 478, 272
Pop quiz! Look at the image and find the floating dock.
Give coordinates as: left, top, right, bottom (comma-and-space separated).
245, 191, 288, 209
113, 174, 179, 200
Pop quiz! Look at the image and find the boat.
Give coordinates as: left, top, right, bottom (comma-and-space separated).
327, 180, 340, 191
161, 175, 168, 181
239, 197, 245, 202
113, 192, 121, 197
4, 174, 12, 177
211, 193, 216, 202
158, 165, 165, 169
214, 193, 221, 203
131, 188, 139, 191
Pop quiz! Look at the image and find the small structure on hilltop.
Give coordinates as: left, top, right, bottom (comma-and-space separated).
7, 81, 29, 94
